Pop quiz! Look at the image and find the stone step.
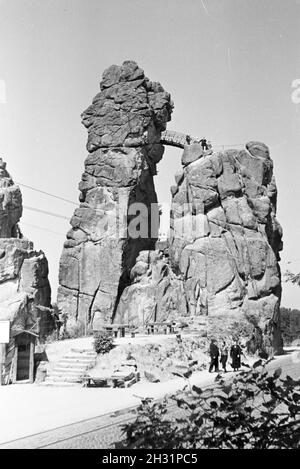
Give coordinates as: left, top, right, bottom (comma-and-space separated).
42, 379, 82, 386
62, 358, 96, 365
49, 373, 85, 382
40, 380, 78, 387
56, 361, 92, 369
46, 374, 83, 383
69, 352, 96, 357
50, 369, 86, 376
43, 347, 98, 386
70, 348, 96, 355
61, 361, 96, 368
63, 354, 97, 361
51, 365, 88, 374
59, 361, 96, 369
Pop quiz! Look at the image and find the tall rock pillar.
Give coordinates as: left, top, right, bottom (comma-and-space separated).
57, 61, 172, 331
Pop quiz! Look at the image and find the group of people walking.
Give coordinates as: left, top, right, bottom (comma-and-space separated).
208, 338, 244, 373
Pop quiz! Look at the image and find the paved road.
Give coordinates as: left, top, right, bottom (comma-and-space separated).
0, 406, 138, 449
0, 400, 188, 449
1, 350, 299, 449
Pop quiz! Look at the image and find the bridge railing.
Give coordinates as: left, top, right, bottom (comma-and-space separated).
160, 131, 245, 151
213, 143, 244, 151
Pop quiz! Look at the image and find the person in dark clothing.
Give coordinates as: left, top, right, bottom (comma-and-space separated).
220, 340, 229, 372
230, 339, 243, 371
50, 310, 62, 340
199, 138, 209, 151
208, 339, 220, 372
59, 311, 68, 338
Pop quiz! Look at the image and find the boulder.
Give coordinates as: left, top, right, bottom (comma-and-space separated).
181, 143, 203, 166
246, 141, 270, 159
144, 370, 160, 383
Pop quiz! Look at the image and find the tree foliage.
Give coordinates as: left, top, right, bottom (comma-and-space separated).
285, 270, 300, 287
280, 307, 300, 345
120, 360, 300, 449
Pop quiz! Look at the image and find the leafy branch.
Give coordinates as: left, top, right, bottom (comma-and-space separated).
119, 360, 300, 449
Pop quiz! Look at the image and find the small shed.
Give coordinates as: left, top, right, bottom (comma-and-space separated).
9, 331, 38, 383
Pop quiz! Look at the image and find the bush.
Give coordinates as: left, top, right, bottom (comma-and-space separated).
120, 360, 300, 449
280, 307, 300, 345
93, 331, 115, 355
45, 329, 60, 343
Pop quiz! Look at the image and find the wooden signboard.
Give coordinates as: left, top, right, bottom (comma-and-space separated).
0, 320, 10, 385
0, 320, 10, 344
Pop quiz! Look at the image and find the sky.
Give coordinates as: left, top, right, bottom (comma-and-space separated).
0, 0, 299, 307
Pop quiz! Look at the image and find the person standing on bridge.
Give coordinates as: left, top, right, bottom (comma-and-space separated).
200, 138, 209, 151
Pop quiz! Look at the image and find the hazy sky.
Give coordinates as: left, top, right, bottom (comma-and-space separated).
0, 0, 299, 307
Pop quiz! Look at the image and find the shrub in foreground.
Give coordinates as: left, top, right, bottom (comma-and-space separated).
120, 360, 300, 449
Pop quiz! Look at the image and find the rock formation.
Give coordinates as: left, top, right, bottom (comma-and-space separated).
0, 159, 53, 338
57, 61, 172, 331
116, 140, 283, 352
115, 250, 188, 325
58, 61, 283, 353
170, 141, 282, 350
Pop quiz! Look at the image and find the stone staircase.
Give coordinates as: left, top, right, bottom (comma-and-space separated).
42, 348, 97, 386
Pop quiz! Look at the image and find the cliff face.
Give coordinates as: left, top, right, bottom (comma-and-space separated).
0, 159, 52, 338
115, 141, 283, 353
57, 61, 172, 331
